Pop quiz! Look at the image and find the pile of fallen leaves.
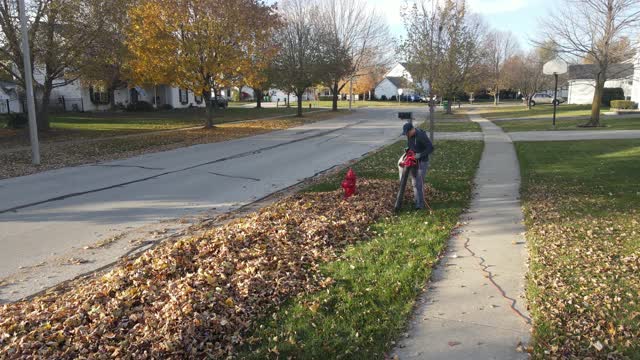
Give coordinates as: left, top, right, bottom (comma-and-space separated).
525, 188, 640, 358
0, 179, 396, 358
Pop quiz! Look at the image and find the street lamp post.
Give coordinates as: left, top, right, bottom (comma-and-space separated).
543, 59, 568, 129
18, 0, 40, 165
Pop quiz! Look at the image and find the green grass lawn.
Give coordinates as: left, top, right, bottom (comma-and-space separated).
241, 139, 484, 358
50, 107, 315, 132
517, 140, 640, 358
494, 116, 640, 132
411, 112, 481, 132
0, 107, 314, 133
479, 104, 608, 120
432, 120, 480, 132
0, 107, 319, 148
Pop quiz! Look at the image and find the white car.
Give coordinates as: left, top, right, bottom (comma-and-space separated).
529, 93, 564, 106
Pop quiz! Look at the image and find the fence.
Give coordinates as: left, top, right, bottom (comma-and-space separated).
0, 96, 86, 114
51, 96, 85, 112
0, 98, 23, 114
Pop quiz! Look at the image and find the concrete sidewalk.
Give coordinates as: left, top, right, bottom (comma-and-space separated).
394, 115, 530, 359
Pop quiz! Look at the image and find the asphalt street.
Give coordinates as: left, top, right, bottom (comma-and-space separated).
0, 107, 419, 300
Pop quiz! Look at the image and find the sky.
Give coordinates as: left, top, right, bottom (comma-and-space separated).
369, 0, 557, 51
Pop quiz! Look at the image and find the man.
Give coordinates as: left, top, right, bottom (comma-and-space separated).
398, 121, 434, 209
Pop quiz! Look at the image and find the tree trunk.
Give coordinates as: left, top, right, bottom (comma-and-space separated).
585, 74, 604, 127
37, 82, 52, 131
296, 90, 304, 117
203, 90, 214, 128
255, 89, 263, 109
331, 82, 339, 111
109, 86, 117, 110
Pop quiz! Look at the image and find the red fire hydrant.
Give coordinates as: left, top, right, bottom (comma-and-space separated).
341, 168, 357, 199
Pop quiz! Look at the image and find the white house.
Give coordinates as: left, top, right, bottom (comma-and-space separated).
46, 80, 207, 111
0, 81, 23, 113
374, 63, 422, 100
566, 63, 636, 104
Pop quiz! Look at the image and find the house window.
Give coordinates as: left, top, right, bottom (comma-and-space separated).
89, 86, 110, 105
194, 94, 203, 104
179, 89, 189, 104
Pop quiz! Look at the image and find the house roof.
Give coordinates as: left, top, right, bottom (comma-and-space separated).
386, 76, 409, 89
568, 63, 634, 80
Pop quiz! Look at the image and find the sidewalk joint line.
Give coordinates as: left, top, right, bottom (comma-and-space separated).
428, 315, 530, 334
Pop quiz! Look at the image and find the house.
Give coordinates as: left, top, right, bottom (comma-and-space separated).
6, 65, 209, 112
0, 81, 23, 113
566, 62, 636, 104
46, 80, 207, 111
374, 63, 423, 100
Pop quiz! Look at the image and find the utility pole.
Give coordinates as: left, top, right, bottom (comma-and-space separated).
429, 25, 443, 142
552, 73, 558, 128
349, 77, 353, 111
18, 0, 40, 165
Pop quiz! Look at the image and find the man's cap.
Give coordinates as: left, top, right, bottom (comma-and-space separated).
402, 122, 414, 136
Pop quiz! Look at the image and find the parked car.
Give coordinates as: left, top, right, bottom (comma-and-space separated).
529, 93, 564, 106
214, 96, 228, 108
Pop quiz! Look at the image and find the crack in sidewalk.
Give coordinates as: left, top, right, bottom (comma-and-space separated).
463, 237, 531, 325
208, 172, 260, 182
92, 164, 165, 171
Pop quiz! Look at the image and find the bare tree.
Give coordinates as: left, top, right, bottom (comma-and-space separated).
485, 30, 519, 105
0, 0, 109, 130
539, 0, 640, 126
504, 51, 553, 109
271, 0, 324, 117
315, 0, 392, 111
401, 0, 487, 113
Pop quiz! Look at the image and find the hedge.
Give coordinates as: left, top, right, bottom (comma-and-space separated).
610, 100, 638, 109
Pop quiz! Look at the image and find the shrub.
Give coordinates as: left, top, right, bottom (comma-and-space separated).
5, 113, 28, 129
390, 95, 397, 101
601, 88, 625, 106
159, 104, 174, 110
126, 101, 155, 112
610, 100, 637, 109
380, 95, 387, 101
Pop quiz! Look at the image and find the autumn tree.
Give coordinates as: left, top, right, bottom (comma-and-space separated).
539, 0, 640, 126
0, 0, 104, 130
350, 65, 387, 99
315, 0, 391, 111
401, 0, 486, 113
127, 0, 279, 127
242, 33, 281, 109
79, 0, 135, 108
501, 52, 548, 109
485, 30, 519, 105
271, 0, 324, 117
